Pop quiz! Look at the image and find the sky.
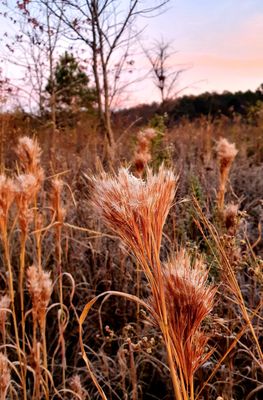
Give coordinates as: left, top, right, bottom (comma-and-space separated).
129, 0, 263, 105
0, 0, 263, 109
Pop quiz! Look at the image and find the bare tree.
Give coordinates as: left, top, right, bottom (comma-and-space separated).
1, 3, 54, 107
1, 0, 64, 158
43, 0, 170, 159
144, 38, 186, 105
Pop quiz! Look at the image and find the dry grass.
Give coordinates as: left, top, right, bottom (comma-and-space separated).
0, 113, 262, 400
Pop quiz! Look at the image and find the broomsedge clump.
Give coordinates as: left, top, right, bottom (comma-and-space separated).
91, 165, 177, 262
151, 249, 216, 385
216, 138, 238, 212
133, 127, 156, 176
91, 166, 217, 399
0, 352, 11, 400
15, 173, 40, 233
15, 136, 44, 185
27, 265, 53, 329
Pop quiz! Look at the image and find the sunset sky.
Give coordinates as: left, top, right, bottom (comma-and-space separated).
131, 0, 263, 105
0, 0, 262, 108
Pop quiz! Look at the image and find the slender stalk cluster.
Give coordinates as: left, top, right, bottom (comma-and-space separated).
0, 353, 10, 400
216, 138, 238, 212
51, 177, 67, 387
0, 174, 23, 396
133, 128, 156, 176
27, 265, 53, 329
91, 166, 215, 400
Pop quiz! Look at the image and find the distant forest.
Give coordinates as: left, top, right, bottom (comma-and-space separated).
116, 86, 263, 126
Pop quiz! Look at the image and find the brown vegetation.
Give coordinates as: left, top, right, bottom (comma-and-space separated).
0, 112, 262, 400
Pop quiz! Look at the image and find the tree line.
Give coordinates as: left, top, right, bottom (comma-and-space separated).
116, 86, 263, 127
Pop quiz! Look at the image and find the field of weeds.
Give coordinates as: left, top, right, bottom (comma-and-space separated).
0, 114, 262, 400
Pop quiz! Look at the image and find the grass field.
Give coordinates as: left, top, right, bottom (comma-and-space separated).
0, 112, 262, 399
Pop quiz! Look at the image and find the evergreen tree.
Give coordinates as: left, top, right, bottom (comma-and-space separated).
46, 52, 96, 119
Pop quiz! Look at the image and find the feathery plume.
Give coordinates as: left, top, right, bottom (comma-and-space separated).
15, 136, 44, 184
69, 375, 86, 399
223, 203, 239, 235
216, 138, 238, 212
51, 178, 66, 224
91, 165, 177, 263
0, 175, 16, 232
0, 353, 11, 400
133, 128, 156, 176
16, 136, 42, 165
15, 173, 40, 233
27, 265, 53, 329
150, 249, 215, 383
216, 138, 238, 172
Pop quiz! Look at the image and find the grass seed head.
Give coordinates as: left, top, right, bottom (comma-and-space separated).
0, 295, 10, 336
91, 165, 177, 262
0, 175, 16, 229
69, 375, 86, 399
51, 178, 66, 223
15, 136, 44, 186
27, 265, 53, 328
133, 128, 157, 176
16, 136, 41, 168
224, 203, 239, 234
138, 128, 156, 141
15, 173, 40, 232
0, 352, 10, 397
152, 249, 216, 381
216, 138, 238, 212
216, 137, 238, 173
